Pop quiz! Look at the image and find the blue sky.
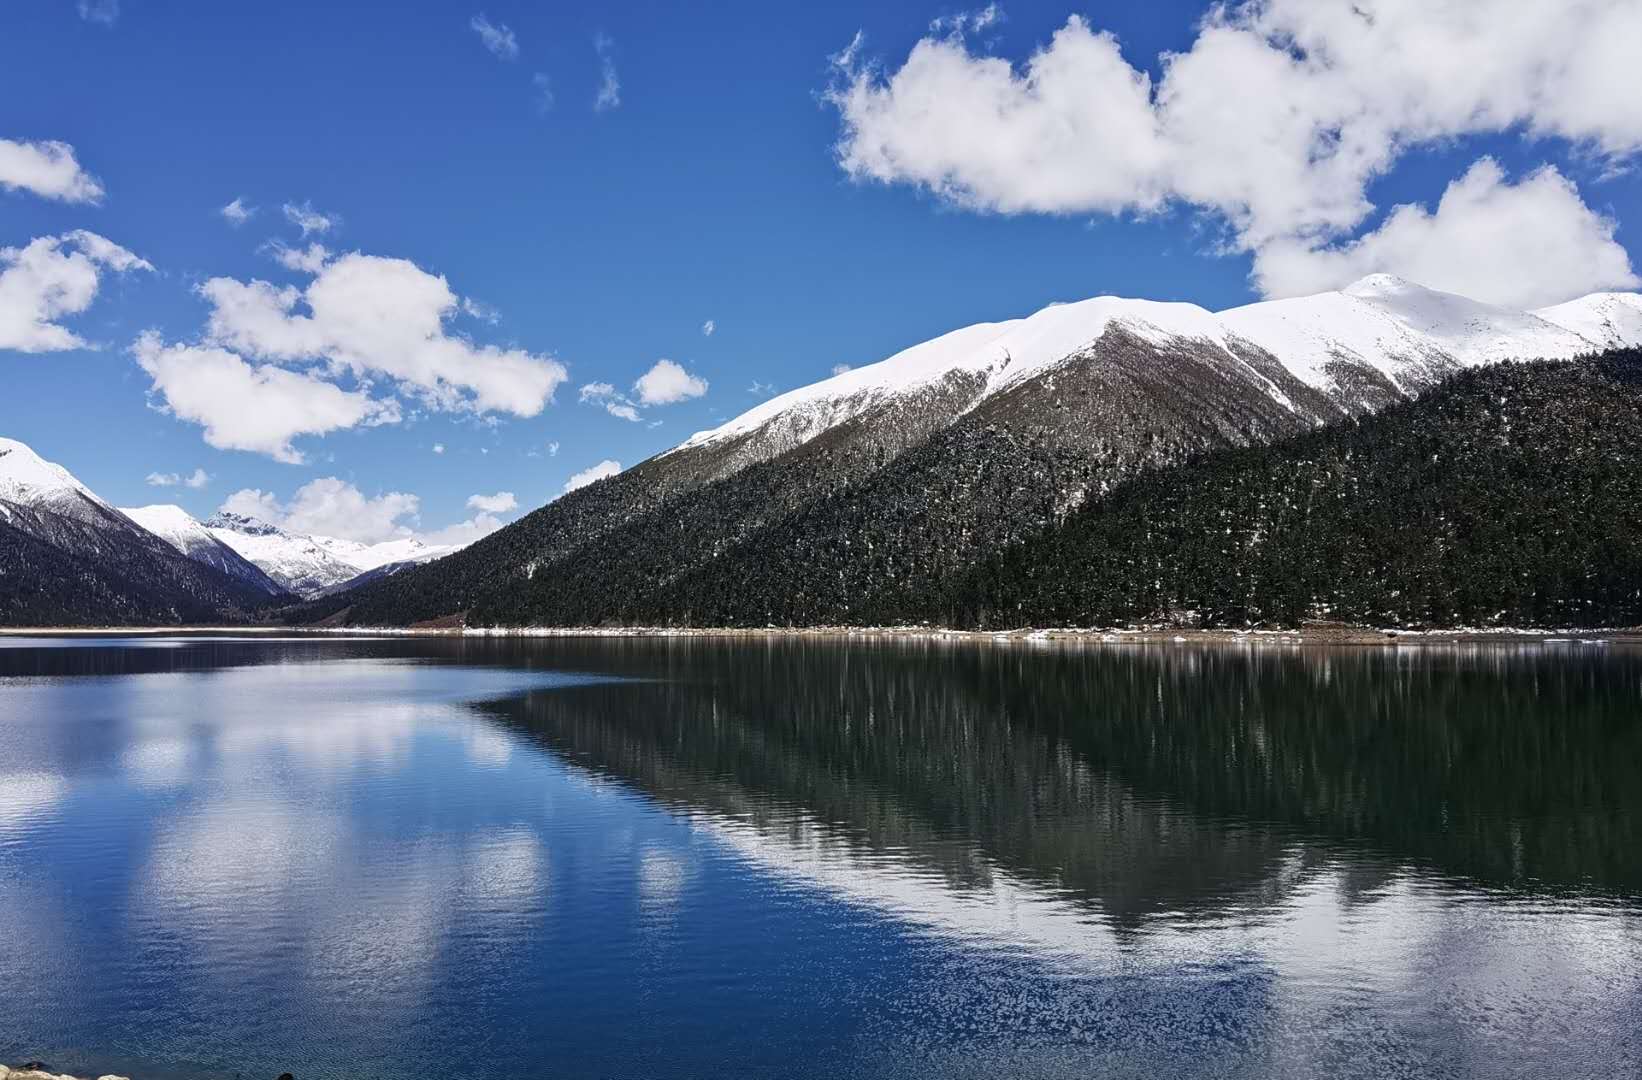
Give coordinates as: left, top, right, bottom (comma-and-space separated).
4, 0, 1640, 543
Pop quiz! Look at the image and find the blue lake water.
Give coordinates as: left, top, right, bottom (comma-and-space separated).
1, 634, 1639, 1079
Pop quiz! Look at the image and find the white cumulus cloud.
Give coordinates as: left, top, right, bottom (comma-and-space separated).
0, 138, 104, 203
470, 14, 519, 60
197, 252, 568, 416
1254, 159, 1641, 308
827, 0, 1642, 304
466, 491, 518, 513
633, 358, 708, 406
0, 231, 152, 352
222, 478, 418, 544
563, 459, 621, 494
132, 334, 400, 464
136, 250, 568, 461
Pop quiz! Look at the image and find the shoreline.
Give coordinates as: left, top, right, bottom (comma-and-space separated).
1, 623, 1639, 646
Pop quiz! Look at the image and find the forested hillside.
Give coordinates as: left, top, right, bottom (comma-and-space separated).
0, 509, 278, 626
307, 349, 1642, 631
940, 350, 1642, 629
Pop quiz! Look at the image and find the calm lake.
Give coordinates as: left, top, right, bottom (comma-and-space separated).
1, 634, 1639, 1079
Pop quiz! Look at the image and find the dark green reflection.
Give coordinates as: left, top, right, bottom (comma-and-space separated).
479, 639, 1642, 916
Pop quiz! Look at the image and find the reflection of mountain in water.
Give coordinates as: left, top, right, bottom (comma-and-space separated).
479, 640, 1642, 917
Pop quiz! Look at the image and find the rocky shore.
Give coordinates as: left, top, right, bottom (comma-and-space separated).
0, 1067, 128, 1080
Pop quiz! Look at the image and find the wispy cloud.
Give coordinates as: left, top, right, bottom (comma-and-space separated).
266, 241, 331, 273
219, 197, 255, 226
145, 468, 210, 489
470, 14, 519, 60
579, 381, 642, 422
533, 72, 555, 113
701, 319, 715, 337
594, 33, 621, 111
77, 0, 119, 26
281, 200, 338, 237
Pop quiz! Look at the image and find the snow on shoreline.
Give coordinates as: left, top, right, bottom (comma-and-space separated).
0, 624, 1633, 646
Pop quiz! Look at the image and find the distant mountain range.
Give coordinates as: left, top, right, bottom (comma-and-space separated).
195, 511, 453, 598
0, 439, 459, 625
304, 276, 1642, 630
0, 438, 293, 625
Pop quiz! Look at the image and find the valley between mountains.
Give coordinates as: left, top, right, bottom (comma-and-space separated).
5, 276, 1642, 631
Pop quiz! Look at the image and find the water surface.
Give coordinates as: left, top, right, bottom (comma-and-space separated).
1, 635, 1639, 1079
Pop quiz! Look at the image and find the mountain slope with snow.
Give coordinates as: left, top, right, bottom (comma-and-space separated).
119, 504, 290, 597
676, 276, 1627, 472
308, 278, 1642, 629
0, 438, 292, 625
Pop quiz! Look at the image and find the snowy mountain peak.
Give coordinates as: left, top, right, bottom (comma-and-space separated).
196, 512, 457, 598
0, 437, 101, 506
1341, 272, 1418, 297
0, 436, 120, 526
121, 504, 219, 552
202, 510, 285, 537
675, 280, 1642, 465
118, 503, 290, 597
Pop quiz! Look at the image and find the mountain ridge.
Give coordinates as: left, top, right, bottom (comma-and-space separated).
307, 280, 1642, 629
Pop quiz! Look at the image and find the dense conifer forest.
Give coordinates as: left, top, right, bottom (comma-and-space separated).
941, 350, 1642, 629
307, 349, 1641, 631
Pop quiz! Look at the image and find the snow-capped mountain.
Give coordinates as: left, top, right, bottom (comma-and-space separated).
202, 511, 455, 598
119, 504, 289, 596
309, 277, 1642, 630
674, 276, 1636, 473
0, 436, 125, 528
1, 438, 290, 625
1533, 292, 1642, 350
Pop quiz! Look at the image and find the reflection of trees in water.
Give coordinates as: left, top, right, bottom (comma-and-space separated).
478, 639, 1642, 916
15, 634, 1635, 907
487, 678, 1298, 927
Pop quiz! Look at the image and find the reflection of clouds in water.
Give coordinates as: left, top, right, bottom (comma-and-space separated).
0, 771, 67, 830
144, 796, 343, 911
695, 809, 1117, 962
637, 845, 690, 913
463, 727, 514, 768
214, 700, 426, 776
466, 827, 547, 911
310, 837, 454, 1003
691, 799, 1642, 1068
122, 737, 191, 789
